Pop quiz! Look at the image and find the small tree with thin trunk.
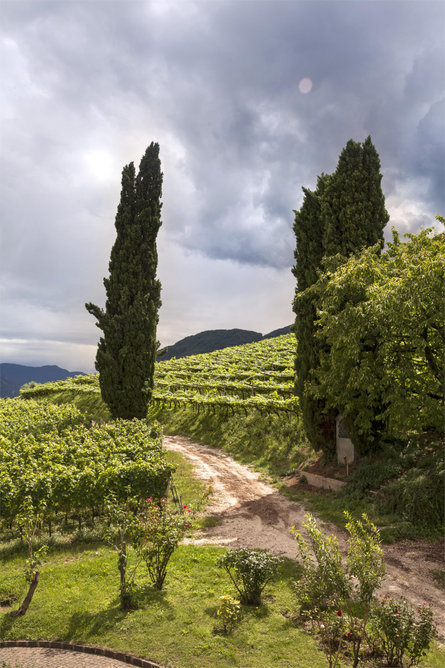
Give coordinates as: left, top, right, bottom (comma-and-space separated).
10, 497, 48, 617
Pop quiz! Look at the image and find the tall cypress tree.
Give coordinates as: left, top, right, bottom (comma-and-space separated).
292, 174, 336, 449
86, 143, 163, 419
323, 136, 389, 256
293, 136, 388, 452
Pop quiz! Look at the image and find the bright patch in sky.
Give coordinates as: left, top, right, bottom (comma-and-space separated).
84, 149, 116, 183
298, 77, 313, 94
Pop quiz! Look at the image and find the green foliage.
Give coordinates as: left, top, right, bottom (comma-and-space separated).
293, 136, 388, 453
304, 608, 345, 668
103, 495, 142, 609
344, 511, 385, 606
293, 512, 385, 668
9, 496, 49, 617
369, 595, 437, 667
216, 548, 280, 605
0, 544, 336, 668
20, 335, 301, 417
375, 442, 444, 531
0, 400, 174, 526
216, 594, 241, 634
293, 514, 348, 611
307, 228, 445, 449
136, 497, 192, 590
86, 143, 163, 419
322, 136, 389, 257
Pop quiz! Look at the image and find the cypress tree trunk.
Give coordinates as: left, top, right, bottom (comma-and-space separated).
86, 143, 163, 419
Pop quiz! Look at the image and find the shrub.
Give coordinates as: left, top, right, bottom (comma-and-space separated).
369, 595, 436, 667
9, 496, 49, 617
216, 548, 280, 605
216, 594, 241, 634
376, 458, 444, 532
103, 496, 141, 610
293, 512, 385, 668
136, 497, 192, 590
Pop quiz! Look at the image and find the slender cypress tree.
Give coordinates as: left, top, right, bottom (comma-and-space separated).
86, 143, 163, 419
323, 136, 389, 256
292, 174, 336, 450
293, 137, 388, 452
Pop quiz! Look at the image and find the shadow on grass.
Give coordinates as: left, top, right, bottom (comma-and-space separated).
133, 584, 175, 617
0, 533, 105, 563
63, 604, 129, 642
63, 586, 175, 642
0, 609, 16, 638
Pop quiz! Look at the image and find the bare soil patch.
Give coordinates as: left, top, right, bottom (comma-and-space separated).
165, 435, 445, 638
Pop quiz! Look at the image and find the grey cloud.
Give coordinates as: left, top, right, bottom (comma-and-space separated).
1, 0, 444, 369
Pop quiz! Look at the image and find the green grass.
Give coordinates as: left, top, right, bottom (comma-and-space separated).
1, 538, 444, 668
0, 541, 326, 668
431, 569, 445, 590
149, 404, 314, 478
1, 409, 444, 667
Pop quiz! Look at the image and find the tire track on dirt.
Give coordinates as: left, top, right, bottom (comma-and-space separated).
165, 434, 445, 638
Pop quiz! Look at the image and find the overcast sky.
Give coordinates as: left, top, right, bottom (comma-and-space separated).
1, 0, 444, 372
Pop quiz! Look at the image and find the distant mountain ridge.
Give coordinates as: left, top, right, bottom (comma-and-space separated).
0, 364, 84, 398
157, 325, 292, 361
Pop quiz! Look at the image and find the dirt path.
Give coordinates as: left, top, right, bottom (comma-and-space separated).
165, 435, 445, 638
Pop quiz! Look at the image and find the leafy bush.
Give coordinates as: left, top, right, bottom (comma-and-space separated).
216, 594, 241, 634
293, 513, 385, 668
307, 228, 445, 450
376, 444, 444, 532
216, 548, 280, 605
103, 496, 141, 609
136, 497, 192, 590
369, 595, 436, 667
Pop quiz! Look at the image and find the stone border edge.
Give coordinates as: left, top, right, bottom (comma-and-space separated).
0, 640, 163, 668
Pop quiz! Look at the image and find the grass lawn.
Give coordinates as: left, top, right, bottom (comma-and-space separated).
1, 539, 327, 668
1, 447, 444, 667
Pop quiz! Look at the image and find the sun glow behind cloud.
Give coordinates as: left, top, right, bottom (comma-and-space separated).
298, 77, 313, 94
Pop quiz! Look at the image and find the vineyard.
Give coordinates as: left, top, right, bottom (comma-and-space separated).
20, 334, 298, 415
0, 399, 173, 529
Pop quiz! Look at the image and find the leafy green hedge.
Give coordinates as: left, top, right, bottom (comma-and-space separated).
0, 399, 174, 524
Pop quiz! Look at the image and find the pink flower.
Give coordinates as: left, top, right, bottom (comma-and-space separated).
146, 497, 152, 502
186, 522, 190, 527
337, 610, 342, 616
183, 504, 187, 508
397, 611, 400, 614
187, 508, 191, 513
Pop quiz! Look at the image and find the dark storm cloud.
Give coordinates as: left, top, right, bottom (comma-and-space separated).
135, 0, 445, 264
0, 0, 444, 367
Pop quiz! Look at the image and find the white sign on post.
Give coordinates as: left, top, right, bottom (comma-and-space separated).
336, 415, 355, 465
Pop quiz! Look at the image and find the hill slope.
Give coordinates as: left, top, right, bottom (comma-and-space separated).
158, 325, 292, 360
